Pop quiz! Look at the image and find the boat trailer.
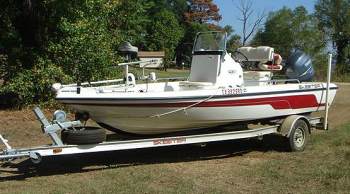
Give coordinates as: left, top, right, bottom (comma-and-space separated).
0, 107, 325, 164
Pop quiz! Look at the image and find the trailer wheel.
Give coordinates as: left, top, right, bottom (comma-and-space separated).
287, 119, 309, 152
62, 127, 106, 145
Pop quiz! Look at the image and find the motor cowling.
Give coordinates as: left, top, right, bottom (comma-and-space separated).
285, 50, 314, 82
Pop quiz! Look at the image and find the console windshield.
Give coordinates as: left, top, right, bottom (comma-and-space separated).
193, 32, 226, 52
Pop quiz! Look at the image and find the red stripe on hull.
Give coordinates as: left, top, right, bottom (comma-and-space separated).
197, 95, 319, 109
71, 95, 319, 110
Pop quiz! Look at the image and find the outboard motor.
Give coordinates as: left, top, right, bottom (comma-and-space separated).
285, 50, 314, 82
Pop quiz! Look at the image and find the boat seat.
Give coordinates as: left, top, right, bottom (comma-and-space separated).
179, 81, 214, 87
237, 46, 274, 62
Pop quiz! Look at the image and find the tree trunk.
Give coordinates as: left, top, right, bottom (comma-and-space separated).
336, 40, 348, 73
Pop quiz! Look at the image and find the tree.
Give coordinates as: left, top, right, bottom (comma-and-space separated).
0, 0, 42, 81
147, 10, 185, 66
252, 6, 325, 59
185, 0, 222, 24
0, 0, 228, 107
222, 25, 234, 36
109, 0, 151, 49
0, 0, 121, 107
176, 0, 223, 67
49, 0, 118, 83
217, 25, 241, 51
151, 0, 188, 21
227, 34, 242, 52
235, 0, 265, 46
315, 0, 350, 72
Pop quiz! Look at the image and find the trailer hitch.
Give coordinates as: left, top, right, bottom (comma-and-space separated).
0, 134, 28, 161
0, 107, 82, 162
0, 134, 41, 163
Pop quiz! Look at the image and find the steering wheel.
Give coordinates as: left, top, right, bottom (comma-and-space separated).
232, 50, 249, 62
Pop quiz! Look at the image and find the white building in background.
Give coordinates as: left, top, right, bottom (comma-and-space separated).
138, 51, 165, 68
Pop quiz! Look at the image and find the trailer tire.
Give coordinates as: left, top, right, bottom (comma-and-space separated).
62, 127, 106, 145
287, 119, 309, 152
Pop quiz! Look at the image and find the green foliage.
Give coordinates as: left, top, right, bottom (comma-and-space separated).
222, 25, 234, 36
159, 0, 188, 20
252, 6, 325, 58
109, 0, 151, 47
0, 54, 7, 78
222, 26, 242, 52
251, 6, 330, 79
0, 0, 123, 108
0, 0, 26, 81
49, 1, 118, 83
175, 22, 212, 66
0, 58, 71, 106
148, 10, 185, 64
227, 34, 242, 52
0, 0, 192, 108
315, 0, 350, 73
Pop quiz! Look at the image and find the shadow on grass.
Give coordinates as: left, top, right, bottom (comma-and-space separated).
0, 134, 288, 181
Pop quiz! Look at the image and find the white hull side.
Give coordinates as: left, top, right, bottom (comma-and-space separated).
61, 85, 337, 134
71, 105, 323, 134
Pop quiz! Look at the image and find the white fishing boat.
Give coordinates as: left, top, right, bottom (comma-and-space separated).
53, 31, 337, 135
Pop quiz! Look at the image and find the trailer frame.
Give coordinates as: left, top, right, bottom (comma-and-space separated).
0, 107, 324, 164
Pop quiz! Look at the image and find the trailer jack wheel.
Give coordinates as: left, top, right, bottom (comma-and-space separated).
287, 119, 309, 152
30, 152, 42, 164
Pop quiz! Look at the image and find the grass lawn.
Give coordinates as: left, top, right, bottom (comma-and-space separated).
0, 123, 349, 194
129, 67, 190, 81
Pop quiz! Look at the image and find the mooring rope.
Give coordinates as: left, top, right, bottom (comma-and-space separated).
150, 89, 221, 118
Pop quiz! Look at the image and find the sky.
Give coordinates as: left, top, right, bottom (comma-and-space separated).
214, 0, 317, 37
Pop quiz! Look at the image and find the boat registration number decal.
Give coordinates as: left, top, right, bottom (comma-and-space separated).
222, 88, 246, 95
299, 83, 322, 90
153, 138, 186, 145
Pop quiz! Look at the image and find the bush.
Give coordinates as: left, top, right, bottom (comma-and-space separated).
0, 58, 71, 108
49, 12, 119, 83
0, 0, 125, 108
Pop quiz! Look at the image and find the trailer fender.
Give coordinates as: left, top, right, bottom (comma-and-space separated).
280, 115, 311, 137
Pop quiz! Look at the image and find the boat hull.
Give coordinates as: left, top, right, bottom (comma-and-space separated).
57, 83, 337, 134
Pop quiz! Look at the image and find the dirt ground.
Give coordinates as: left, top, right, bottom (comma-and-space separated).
0, 83, 349, 194
320, 83, 350, 127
